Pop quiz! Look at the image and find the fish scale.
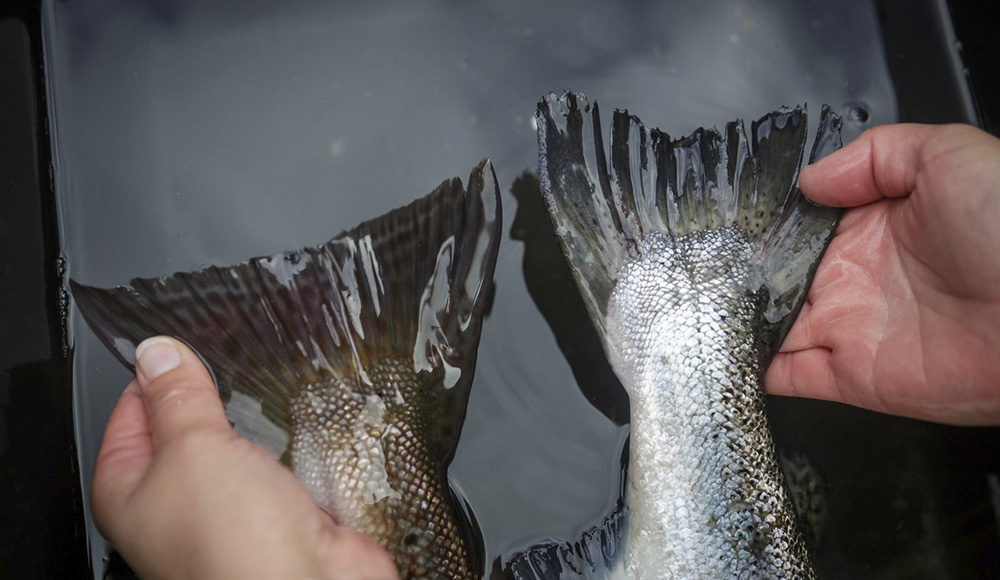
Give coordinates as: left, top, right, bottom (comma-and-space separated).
611, 231, 811, 578
289, 358, 473, 579
534, 92, 843, 578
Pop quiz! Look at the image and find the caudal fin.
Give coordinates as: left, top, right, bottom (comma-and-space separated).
72, 160, 501, 461
535, 92, 842, 349
501, 504, 627, 580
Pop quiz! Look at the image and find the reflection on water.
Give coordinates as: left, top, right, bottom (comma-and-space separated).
39, 0, 1000, 578
509, 172, 629, 428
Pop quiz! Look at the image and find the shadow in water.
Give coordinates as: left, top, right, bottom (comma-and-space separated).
508, 171, 629, 427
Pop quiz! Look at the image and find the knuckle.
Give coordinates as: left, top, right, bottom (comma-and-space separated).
144, 375, 219, 419
145, 375, 197, 404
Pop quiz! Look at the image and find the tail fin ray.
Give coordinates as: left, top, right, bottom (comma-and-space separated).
72, 160, 502, 461
536, 92, 842, 348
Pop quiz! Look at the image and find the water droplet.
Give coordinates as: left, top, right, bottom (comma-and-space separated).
54, 254, 68, 278
843, 101, 871, 125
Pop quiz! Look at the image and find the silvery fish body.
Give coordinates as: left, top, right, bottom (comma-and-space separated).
609, 230, 809, 578
535, 93, 843, 579
72, 161, 502, 579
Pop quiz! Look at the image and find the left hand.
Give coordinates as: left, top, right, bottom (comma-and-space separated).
91, 336, 399, 580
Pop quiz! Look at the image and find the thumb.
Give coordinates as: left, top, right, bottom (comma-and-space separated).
134, 336, 230, 448
797, 123, 941, 207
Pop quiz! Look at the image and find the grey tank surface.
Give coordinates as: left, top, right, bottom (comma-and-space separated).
535, 93, 843, 579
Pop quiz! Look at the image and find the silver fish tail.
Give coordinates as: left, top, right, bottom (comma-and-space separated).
535, 93, 842, 579
72, 160, 502, 579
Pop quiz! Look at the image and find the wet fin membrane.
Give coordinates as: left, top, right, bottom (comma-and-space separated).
535, 92, 842, 352
72, 160, 502, 463
501, 505, 627, 580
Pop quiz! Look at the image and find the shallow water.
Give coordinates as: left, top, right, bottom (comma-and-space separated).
41, 0, 1000, 578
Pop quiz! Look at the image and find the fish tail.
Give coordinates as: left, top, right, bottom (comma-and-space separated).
501, 504, 627, 580
535, 92, 842, 345
71, 160, 502, 460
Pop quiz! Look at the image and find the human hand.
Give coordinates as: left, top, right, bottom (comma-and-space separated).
765, 123, 1000, 425
91, 336, 399, 580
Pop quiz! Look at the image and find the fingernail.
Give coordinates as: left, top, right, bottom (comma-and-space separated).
135, 337, 182, 381
798, 164, 819, 189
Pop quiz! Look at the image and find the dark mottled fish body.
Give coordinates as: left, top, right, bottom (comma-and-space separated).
288, 357, 474, 579
73, 161, 502, 579
533, 93, 842, 579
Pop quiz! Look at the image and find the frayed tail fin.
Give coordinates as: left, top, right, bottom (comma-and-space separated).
535, 92, 842, 350
501, 505, 627, 580
72, 160, 502, 461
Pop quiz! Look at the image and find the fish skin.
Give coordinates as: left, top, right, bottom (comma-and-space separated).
291, 358, 475, 579
607, 230, 811, 579
534, 92, 842, 579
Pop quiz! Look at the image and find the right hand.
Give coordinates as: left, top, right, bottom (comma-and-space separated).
765, 123, 1000, 425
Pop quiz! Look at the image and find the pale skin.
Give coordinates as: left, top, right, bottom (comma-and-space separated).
92, 336, 399, 579
94, 123, 1000, 578
765, 123, 1000, 425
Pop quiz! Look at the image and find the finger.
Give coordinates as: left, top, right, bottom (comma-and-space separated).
778, 301, 816, 352
764, 348, 840, 403
91, 380, 153, 533
798, 124, 943, 207
315, 527, 399, 580
134, 336, 230, 448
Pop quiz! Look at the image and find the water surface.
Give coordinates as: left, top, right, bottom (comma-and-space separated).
44, 1, 997, 578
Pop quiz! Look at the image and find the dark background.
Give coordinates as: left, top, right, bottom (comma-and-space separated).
0, 1, 86, 577
1, 0, 998, 577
